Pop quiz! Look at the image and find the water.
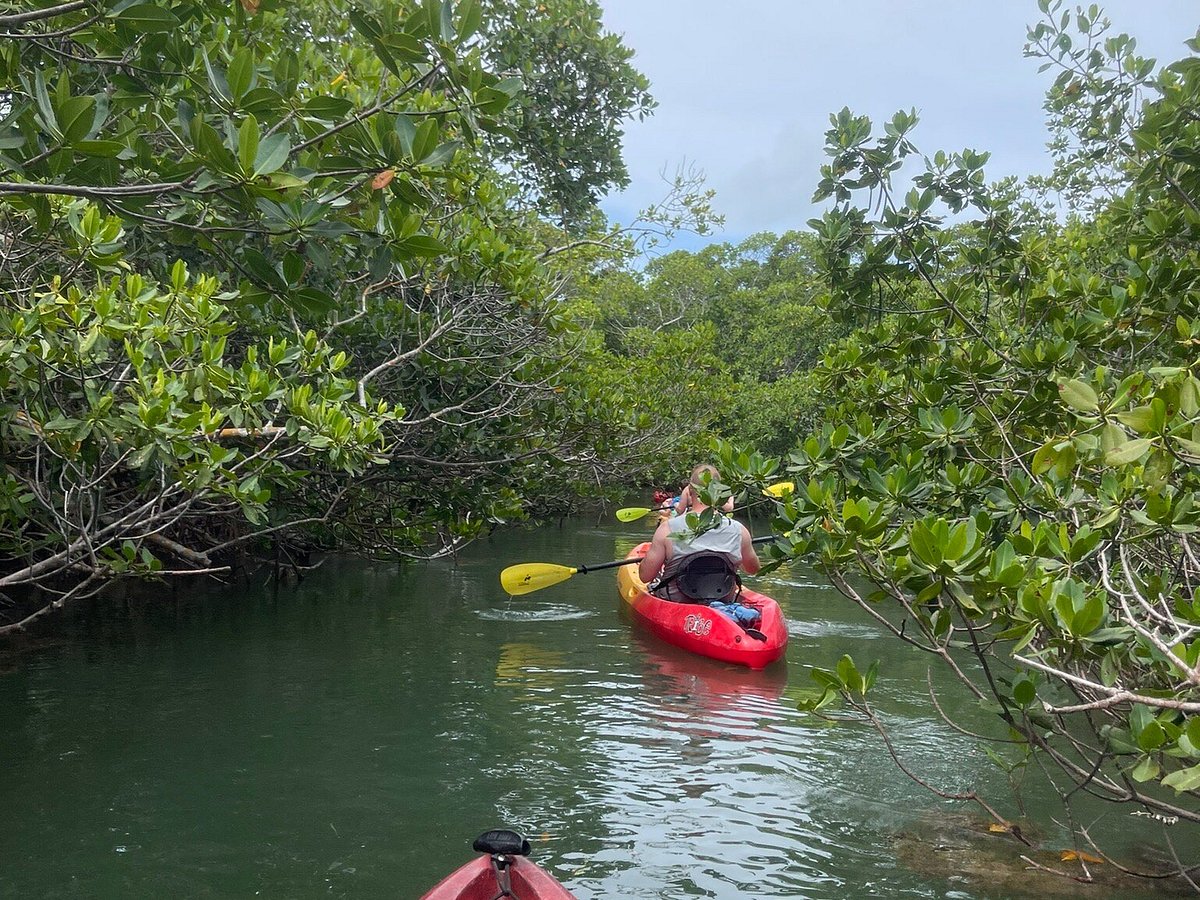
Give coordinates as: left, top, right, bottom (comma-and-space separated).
0, 519, 1183, 897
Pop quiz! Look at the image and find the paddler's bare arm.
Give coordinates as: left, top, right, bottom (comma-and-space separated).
739, 525, 761, 575
639, 520, 672, 582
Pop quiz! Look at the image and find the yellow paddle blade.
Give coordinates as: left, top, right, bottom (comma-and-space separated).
764, 481, 795, 498
615, 506, 653, 522
500, 563, 580, 596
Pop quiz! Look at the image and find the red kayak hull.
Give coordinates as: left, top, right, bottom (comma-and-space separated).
616, 542, 788, 669
421, 853, 575, 900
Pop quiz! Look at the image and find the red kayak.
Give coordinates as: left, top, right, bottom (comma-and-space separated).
616, 542, 788, 669
422, 830, 575, 900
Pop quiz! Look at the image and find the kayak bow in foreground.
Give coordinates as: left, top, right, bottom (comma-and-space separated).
421, 829, 576, 900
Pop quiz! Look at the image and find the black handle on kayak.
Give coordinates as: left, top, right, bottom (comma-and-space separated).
473, 830, 530, 856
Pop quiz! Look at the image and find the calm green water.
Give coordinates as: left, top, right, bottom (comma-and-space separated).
0, 519, 1181, 898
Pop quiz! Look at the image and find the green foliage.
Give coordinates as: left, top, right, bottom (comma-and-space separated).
561, 230, 847, 478
0, 262, 387, 549
562, 320, 737, 486
0, 0, 662, 625
716, 4, 1200, 851
480, 0, 655, 223
727, 372, 822, 458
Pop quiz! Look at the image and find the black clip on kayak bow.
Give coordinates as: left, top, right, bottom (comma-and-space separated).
472, 830, 531, 900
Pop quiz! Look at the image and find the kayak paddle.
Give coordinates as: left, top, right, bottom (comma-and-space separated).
500, 534, 780, 596
615, 504, 672, 522
501, 557, 642, 596
615, 481, 795, 522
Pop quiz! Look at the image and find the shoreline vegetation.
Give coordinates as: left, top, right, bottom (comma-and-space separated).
2, 0, 1199, 889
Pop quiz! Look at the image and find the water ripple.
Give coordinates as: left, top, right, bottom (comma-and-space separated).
475, 604, 595, 622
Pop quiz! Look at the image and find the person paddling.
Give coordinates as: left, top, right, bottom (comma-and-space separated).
640, 464, 760, 603
673, 479, 735, 517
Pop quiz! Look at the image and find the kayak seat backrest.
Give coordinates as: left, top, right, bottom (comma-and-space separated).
675, 551, 738, 602
472, 829, 530, 856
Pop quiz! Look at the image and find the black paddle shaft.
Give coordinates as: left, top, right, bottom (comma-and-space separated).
576, 534, 777, 575
575, 557, 643, 575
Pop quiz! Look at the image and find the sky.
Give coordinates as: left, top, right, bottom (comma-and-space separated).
596, 1, 1199, 251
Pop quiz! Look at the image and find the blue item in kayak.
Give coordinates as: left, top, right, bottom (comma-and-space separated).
708, 601, 761, 627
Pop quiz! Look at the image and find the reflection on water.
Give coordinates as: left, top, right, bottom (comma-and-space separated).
567, 646, 842, 898
495, 642, 571, 700
0, 522, 1177, 899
